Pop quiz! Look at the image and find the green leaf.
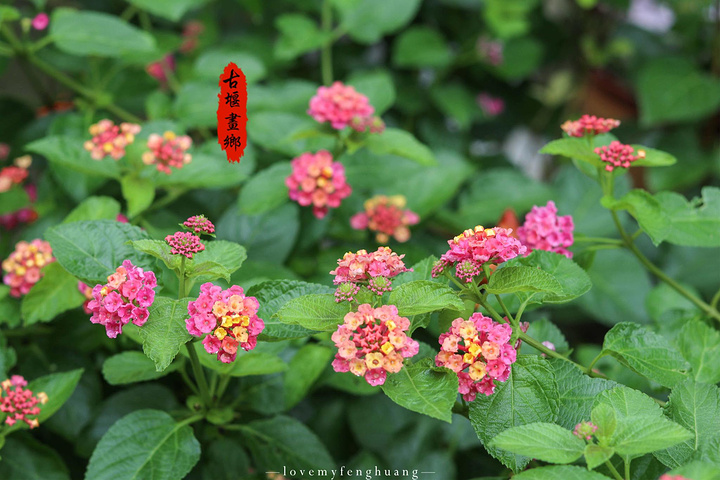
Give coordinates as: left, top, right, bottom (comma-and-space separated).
602, 322, 690, 388
365, 128, 436, 166
678, 321, 720, 384
274, 294, 351, 332
540, 137, 602, 166
275, 14, 332, 60
552, 361, 617, 430
612, 415, 692, 457
510, 250, 592, 304
102, 351, 179, 386
242, 415, 334, 470
238, 162, 291, 215
523, 319, 570, 355
154, 151, 255, 188
656, 187, 720, 247
85, 409, 200, 480
27, 369, 83, 424
591, 403, 617, 439
470, 355, 559, 472
0, 435, 70, 480
637, 57, 720, 126
482, 0, 538, 39
346, 69, 396, 115
393, 26, 452, 68
381, 358, 458, 423
120, 176, 155, 219
332, 0, 422, 44
63, 196, 120, 223
654, 380, 720, 468
50, 8, 155, 58
192, 342, 287, 377
430, 84, 478, 130
21, 263, 84, 326
25, 136, 121, 179
584, 444, 615, 470
173, 83, 221, 129
284, 344, 334, 409
492, 36, 544, 81
0, 187, 29, 216
45, 220, 153, 285
393, 256, 440, 286
246, 280, 329, 341
0, 6, 20, 24
512, 466, 612, 480
140, 297, 192, 372
665, 461, 720, 480
186, 240, 247, 282
388, 280, 464, 316
593, 386, 663, 422
194, 48, 266, 85
126, 0, 208, 22
631, 146, 677, 168
486, 266, 563, 295
128, 239, 181, 272
489, 422, 585, 464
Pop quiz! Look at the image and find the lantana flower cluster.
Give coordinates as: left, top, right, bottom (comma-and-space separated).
183, 214, 215, 236
0, 155, 31, 193
2, 239, 54, 297
431, 226, 526, 283
0, 375, 47, 429
350, 195, 420, 243
142, 131, 193, 174
285, 150, 351, 219
435, 313, 517, 400
83, 119, 141, 160
332, 304, 419, 386
78, 281, 93, 314
186, 283, 265, 363
88, 260, 157, 338
330, 247, 411, 301
517, 201, 574, 258
165, 231, 205, 259
572, 421, 598, 441
595, 141, 645, 172
308, 81, 375, 130
561, 115, 620, 137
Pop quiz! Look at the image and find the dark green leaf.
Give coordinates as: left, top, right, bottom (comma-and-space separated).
488, 422, 585, 464
0, 435, 70, 480
238, 162, 291, 215
140, 297, 192, 371
552, 361, 617, 430
0, 187, 29, 216
332, 0, 421, 44
27, 369, 84, 424
275, 14, 332, 60
393, 26, 452, 68
284, 344, 333, 409
678, 321, 720, 384
274, 294, 351, 332
194, 49, 265, 85
102, 351, 179, 385
21, 263, 84, 325
388, 280, 464, 316
365, 128, 435, 166
120, 176, 155, 219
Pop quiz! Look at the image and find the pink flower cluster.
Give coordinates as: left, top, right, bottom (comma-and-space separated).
517, 201, 574, 258
285, 150, 352, 219
2, 239, 54, 297
183, 214, 215, 236
432, 226, 526, 283
0, 155, 31, 193
561, 115, 621, 137
88, 260, 157, 338
350, 195, 420, 243
435, 313, 517, 401
165, 231, 205, 259
0, 375, 47, 429
330, 247, 411, 301
332, 304, 419, 386
308, 81, 375, 130
594, 141, 645, 172
32, 13, 49, 31
84, 119, 141, 160
186, 283, 265, 363
78, 281, 93, 314
146, 55, 176, 88
573, 421, 598, 441
477, 93, 505, 117
142, 131, 192, 174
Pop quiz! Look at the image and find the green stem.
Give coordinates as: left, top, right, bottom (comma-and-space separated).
711, 288, 720, 311
321, 0, 333, 85
585, 352, 604, 375
605, 460, 623, 480
215, 374, 233, 402
176, 413, 204, 428
179, 363, 200, 395
624, 459, 631, 480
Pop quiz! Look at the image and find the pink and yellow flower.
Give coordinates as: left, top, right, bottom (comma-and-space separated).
0, 375, 47, 429
285, 150, 351, 219
83, 119, 141, 160
308, 81, 374, 130
517, 201, 574, 258
142, 131, 192, 174
2, 239, 54, 297
330, 247, 411, 301
561, 115, 621, 137
350, 195, 420, 243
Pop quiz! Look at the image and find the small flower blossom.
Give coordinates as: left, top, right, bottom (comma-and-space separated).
182, 215, 215, 236
350, 195, 420, 243
332, 304, 419, 386
83, 119, 141, 161
435, 313, 517, 400
573, 421, 598, 441
186, 283, 265, 363
142, 131, 192, 174
116, 213, 129, 223
87, 260, 157, 338
517, 201, 574, 258
285, 150, 351, 219
330, 247, 411, 301
476, 36, 503, 66
477, 93, 505, 117
146, 55, 176, 88
561, 115, 621, 137
0, 155, 32, 193
78, 281, 93, 314
165, 231, 205, 259
594, 141, 645, 172
2, 239, 54, 297
308, 81, 375, 130
431, 226, 526, 283
0, 375, 47, 428
31, 13, 49, 30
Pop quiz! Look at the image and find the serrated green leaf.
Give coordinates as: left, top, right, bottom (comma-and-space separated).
489, 422, 585, 464
612, 415, 692, 457
154, 151, 255, 188
27, 369, 84, 425
63, 196, 121, 223
85, 409, 200, 480
381, 358, 458, 423
584, 444, 615, 470
510, 250, 592, 304
393, 256, 441, 286
187, 240, 247, 283
593, 386, 663, 422
552, 361, 617, 430
486, 265, 563, 295
192, 342, 288, 377
25, 136, 121, 179
602, 322, 690, 388
512, 465, 611, 480
128, 239, 181, 271
591, 403, 617, 439
21, 263, 84, 325
388, 280, 463, 316
140, 297, 192, 371
664, 460, 720, 480
284, 344, 334, 409
273, 294, 351, 332
540, 137, 603, 166
677, 321, 720, 384
365, 128, 436, 166
101, 351, 179, 386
